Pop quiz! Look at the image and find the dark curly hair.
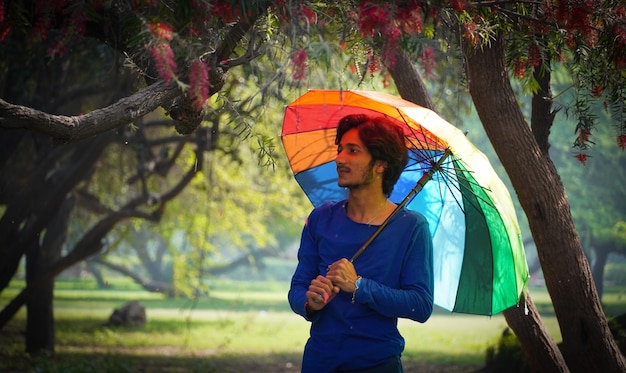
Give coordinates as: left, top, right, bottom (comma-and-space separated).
335, 114, 408, 196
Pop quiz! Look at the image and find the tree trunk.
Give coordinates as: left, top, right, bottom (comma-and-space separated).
387, 50, 436, 110
592, 244, 610, 300
385, 44, 568, 372
503, 292, 568, 372
465, 32, 626, 373
25, 240, 55, 355
26, 193, 74, 354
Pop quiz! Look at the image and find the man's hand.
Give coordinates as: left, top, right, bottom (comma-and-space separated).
326, 258, 359, 293
306, 275, 339, 311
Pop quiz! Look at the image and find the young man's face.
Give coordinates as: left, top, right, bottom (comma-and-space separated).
335, 128, 377, 190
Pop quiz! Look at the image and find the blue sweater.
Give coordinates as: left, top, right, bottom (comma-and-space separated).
288, 200, 434, 372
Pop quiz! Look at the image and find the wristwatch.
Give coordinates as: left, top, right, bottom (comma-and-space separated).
352, 276, 362, 304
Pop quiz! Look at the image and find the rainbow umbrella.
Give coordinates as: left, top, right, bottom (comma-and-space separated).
282, 89, 529, 316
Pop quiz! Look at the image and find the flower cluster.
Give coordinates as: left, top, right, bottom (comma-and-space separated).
0, 0, 10, 41
450, 0, 468, 12
31, 0, 57, 41
358, 2, 399, 66
189, 60, 210, 110
513, 59, 526, 79
146, 21, 178, 84
188, 0, 209, 37
291, 49, 308, 81
210, 2, 242, 24
527, 44, 541, 68
617, 134, 626, 150
149, 22, 174, 41
356, 1, 425, 67
574, 152, 588, 165
148, 42, 177, 84
27, 0, 89, 57
462, 21, 479, 47
554, 0, 596, 46
419, 46, 436, 79
47, 7, 87, 57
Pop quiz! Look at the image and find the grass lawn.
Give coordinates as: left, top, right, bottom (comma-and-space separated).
2, 277, 625, 372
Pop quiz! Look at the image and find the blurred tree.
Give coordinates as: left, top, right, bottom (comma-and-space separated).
0, 0, 304, 355
550, 115, 626, 299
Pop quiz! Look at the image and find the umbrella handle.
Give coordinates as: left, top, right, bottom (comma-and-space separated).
349, 148, 453, 263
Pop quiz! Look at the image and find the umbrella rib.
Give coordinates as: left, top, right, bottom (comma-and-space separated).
350, 147, 453, 263
435, 158, 499, 214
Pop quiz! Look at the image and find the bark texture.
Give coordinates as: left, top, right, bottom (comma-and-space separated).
465, 33, 626, 373
386, 42, 568, 373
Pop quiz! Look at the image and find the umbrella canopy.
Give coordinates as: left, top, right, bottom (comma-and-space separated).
282, 89, 529, 316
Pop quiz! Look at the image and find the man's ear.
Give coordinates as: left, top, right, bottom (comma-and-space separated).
374, 160, 387, 174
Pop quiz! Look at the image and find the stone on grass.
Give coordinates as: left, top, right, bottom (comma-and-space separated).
107, 301, 146, 327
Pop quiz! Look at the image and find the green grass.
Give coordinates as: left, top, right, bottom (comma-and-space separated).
2, 277, 626, 372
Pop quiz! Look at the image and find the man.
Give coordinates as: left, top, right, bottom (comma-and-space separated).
288, 114, 434, 372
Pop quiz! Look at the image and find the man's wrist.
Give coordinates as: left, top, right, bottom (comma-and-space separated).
351, 276, 362, 304
305, 301, 317, 314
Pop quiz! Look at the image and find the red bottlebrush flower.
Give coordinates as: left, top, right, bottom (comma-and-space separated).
149, 22, 174, 41
210, 3, 240, 23
617, 134, 626, 150
383, 23, 402, 43
291, 49, 308, 80
420, 46, 436, 79
0, 23, 10, 42
463, 21, 478, 46
300, 5, 317, 25
368, 56, 380, 74
358, 2, 391, 38
349, 63, 357, 75
148, 42, 177, 84
450, 0, 467, 12
0, 0, 10, 41
31, 0, 54, 41
578, 129, 591, 143
397, 5, 423, 34
188, 60, 210, 110
47, 8, 87, 57
528, 44, 541, 68
382, 73, 391, 88
591, 85, 603, 97
0, 0, 5, 24
513, 59, 526, 79
575, 152, 588, 165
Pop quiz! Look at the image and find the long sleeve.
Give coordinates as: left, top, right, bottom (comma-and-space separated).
288, 209, 322, 322
353, 215, 434, 322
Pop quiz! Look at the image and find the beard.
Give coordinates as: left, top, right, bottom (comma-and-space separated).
337, 162, 375, 190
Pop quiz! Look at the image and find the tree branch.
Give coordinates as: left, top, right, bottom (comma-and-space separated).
0, 82, 180, 143
92, 257, 174, 295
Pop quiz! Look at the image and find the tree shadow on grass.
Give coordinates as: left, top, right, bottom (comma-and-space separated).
0, 349, 481, 373
1, 318, 483, 373
0, 345, 477, 373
